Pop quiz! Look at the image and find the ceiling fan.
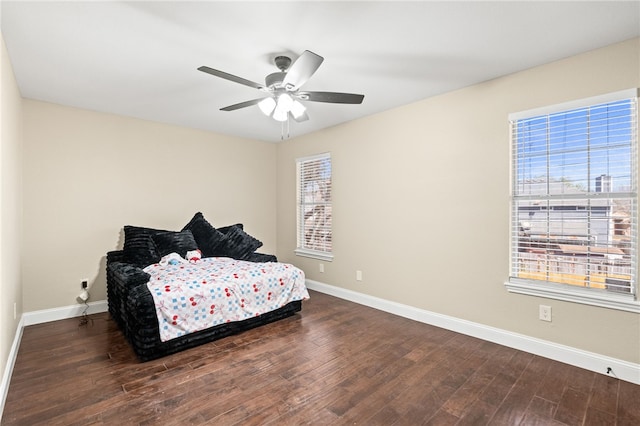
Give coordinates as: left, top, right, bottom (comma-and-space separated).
198, 50, 364, 123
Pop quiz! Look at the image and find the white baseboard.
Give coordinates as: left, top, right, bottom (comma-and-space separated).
0, 316, 24, 421
305, 280, 640, 385
0, 300, 108, 421
22, 300, 108, 326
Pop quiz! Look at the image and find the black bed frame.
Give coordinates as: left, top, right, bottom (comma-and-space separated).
106, 250, 302, 361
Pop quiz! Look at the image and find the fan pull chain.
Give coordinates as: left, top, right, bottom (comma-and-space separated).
280, 116, 291, 140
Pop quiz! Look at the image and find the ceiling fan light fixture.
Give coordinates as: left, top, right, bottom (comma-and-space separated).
272, 107, 288, 122
290, 100, 306, 119
199, 49, 364, 131
258, 97, 276, 116
277, 93, 294, 112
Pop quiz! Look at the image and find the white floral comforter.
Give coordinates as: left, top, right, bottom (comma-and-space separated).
143, 256, 308, 342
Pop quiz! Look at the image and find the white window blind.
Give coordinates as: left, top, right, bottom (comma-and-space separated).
508, 89, 638, 311
295, 153, 333, 261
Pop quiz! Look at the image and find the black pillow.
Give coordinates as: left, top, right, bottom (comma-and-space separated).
152, 230, 198, 258
218, 225, 263, 260
217, 223, 244, 233
122, 225, 165, 267
182, 212, 226, 257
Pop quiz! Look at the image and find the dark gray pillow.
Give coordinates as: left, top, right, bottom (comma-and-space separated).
152, 230, 198, 258
217, 223, 244, 233
122, 225, 165, 267
182, 212, 226, 257
218, 225, 263, 260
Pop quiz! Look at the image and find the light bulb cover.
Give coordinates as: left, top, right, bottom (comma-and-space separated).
277, 93, 294, 112
258, 97, 276, 116
290, 100, 306, 119
272, 107, 288, 122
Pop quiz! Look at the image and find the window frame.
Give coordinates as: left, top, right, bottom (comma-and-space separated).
294, 152, 334, 262
505, 89, 639, 313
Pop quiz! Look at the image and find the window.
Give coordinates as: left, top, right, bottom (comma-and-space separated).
507, 89, 639, 312
295, 153, 333, 261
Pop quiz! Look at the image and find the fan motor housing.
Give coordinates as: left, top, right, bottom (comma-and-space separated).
265, 72, 287, 89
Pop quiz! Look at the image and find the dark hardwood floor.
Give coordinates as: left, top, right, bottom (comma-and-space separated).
2, 290, 639, 425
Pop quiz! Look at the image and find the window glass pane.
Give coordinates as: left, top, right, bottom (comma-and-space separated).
547, 151, 589, 194
511, 94, 637, 298
297, 154, 332, 255
302, 204, 332, 252
514, 198, 634, 291
590, 146, 632, 191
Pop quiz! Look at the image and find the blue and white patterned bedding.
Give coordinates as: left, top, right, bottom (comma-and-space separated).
143, 256, 308, 342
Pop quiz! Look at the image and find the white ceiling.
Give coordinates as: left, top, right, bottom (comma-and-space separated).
2, 1, 639, 143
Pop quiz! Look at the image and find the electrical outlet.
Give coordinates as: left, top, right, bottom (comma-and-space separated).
319, 263, 324, 273
539, 305, 552, 322
81, 280, 88, 289
13, 302, 17, 320
356, 270, 363, 281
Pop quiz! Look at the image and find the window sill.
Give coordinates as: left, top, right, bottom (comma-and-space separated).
294, 248, 334, 262
505, 278, 640, 313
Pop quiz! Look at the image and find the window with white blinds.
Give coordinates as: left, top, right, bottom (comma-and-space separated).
507, 89, 639, 312
295, 153, 333, 261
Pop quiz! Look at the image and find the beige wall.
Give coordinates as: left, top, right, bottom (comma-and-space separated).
22, 101, 277, 311
5, 33, 639, 373
276, 38, 640, 363
0, 35, 23, 389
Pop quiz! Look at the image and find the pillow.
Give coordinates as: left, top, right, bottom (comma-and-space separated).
217, 223, 244, 233
182, 212, 226, 257
122, 225, 165, 267
152, 230, 198, 258
218, 225, 263, 260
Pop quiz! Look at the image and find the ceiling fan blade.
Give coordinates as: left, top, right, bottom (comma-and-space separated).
198, 66, 265, 91
220, 98, 266, 111
299, 91, 364, 104
282, 50, 324, 91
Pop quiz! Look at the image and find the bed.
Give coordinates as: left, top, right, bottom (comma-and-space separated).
106, 212, 308, 361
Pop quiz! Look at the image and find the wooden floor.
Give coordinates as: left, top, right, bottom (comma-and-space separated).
2, 290, 639, 425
